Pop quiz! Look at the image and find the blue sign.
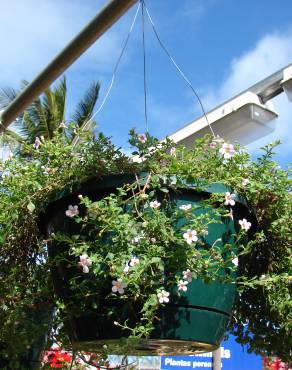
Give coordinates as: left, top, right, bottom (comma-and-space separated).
161, 335, 262, 370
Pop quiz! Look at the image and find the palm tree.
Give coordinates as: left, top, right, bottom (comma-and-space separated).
0, 76, 100, 148
0, 84, 26, 152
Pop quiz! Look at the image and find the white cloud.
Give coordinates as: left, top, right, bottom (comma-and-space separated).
222, 32, 292, 100
201, 31, 292, 162
0, 0, 135, 87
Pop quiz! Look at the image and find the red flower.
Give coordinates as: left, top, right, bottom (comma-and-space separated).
51, 363, 62, 369
43, 348, 72, 369
263, 357, 290, 370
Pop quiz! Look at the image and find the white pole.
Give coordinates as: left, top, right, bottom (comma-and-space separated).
212, 347, 221, 370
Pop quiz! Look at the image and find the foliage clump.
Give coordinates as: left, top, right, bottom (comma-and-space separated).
0, 129, 291, 365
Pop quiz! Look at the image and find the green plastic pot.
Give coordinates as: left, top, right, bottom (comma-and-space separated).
40, 174, 254, 355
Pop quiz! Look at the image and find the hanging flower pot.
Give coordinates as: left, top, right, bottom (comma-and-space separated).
40, 172, 254, 355
2, 130, 290, 362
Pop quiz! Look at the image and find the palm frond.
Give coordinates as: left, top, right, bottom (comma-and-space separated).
0, 128, 24, 156
42, 77, 67, 137
2, 128, 25, 144
19, 111, 37, 142
34, 99, 50, 138
54, 76, 67, 122
71, 81, 100, 129
0, 86, 19, 109
20, 80, 29, 89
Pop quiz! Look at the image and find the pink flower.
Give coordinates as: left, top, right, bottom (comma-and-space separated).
124, 256, 140, 273
78, 254, 92, 273
157, 290, 170, 304
242, 178, 249, 186
132, 232, 144, 243
65, 205, 79, 217
183, 229, 198, 245
170, 147, 177, 157
224, 192, 236, 206
178, 280, 188, 292
183, 269, 193, 282
239, 218, 251, 231
133, 237, 140, 243
58, 121, 67, 129
33, 137, 42, 149
138, 134, 146, 143
112, 278, 127, 294
219, 143, 236, 159
179, 204, 192, 211
209, 135, 224, 149
123, 263, 130, 273
129, 256, 140, 266
150, 200, 161, 209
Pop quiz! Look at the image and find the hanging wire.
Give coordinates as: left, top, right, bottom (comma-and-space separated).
72, 1, 141, 146
141, 0, 149, 133
143, 3, 216, 138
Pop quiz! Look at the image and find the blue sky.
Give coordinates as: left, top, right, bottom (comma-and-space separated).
0, 0, 291, 164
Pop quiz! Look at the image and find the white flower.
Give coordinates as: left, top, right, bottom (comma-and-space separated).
150, 237, 157, 243
59, 121, 67, 129
112, 278, 127, 294
132, 232, 144, 244
157, 290, 170, 304
33, 137, 42, 149
183, 269, 193, 282
209, 135, 224, 149
124, 256, 139, 273
242, 178, 249, 186
170, 147, 176, 157
123, 263, 130, 273
129, 256, 140, 266
133, 236, 141, 243
219, 143, 236, 159
224, 192, 236, 206
65, 205, 79, 217
150, 200, 161, 209
78, 254, 92, 273
178, 280, 188, 292
138, 133, 146, 143
232, 257, 239, 266
239, 218, 251, 231
179, 204, 192, 211
131, 155, 143, 163
41, 166, 53, 175
183, 229, 198, 245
